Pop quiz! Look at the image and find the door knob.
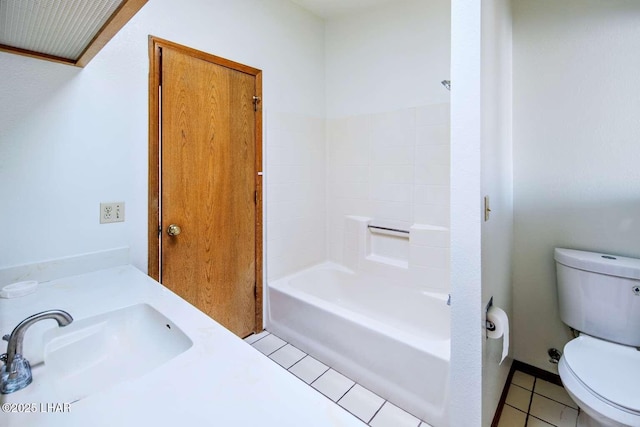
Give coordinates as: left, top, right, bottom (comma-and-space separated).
167, 224, 181, 236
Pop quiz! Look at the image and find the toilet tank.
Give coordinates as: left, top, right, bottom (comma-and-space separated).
555, 248, 640, 347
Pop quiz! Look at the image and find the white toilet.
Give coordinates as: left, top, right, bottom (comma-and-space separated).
555, 248, 640, 427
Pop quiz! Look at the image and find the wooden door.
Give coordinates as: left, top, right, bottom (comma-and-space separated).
148, 37, 263, 337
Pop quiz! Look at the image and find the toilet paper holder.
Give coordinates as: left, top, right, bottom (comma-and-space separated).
485, 297, 496, 337
485, 297, 510, 364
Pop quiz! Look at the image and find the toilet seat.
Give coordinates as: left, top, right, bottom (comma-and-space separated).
560, 335, 640, 426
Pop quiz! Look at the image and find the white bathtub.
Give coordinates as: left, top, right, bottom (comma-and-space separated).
267, 262, 450, 426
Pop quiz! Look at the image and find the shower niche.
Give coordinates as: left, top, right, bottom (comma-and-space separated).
342, 216, 450, 292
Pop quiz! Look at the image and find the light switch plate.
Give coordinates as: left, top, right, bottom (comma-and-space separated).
484, 196, 491, 222
100, 202, 125, 224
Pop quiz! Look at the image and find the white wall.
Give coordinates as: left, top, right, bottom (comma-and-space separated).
450, 0, 482, 425
0, 0, 326, 276
325, 0, 451, 118
512, 0, 640, 371
480, 0, 513, 424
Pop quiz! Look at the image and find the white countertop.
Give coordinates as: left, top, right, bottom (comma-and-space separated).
0, 265, 365, 427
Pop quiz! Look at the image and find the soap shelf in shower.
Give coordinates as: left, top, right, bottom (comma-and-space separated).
365, 224, 410, 269
367, 225, 410, 238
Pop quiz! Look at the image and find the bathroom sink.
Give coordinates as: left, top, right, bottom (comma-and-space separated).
38, 303, 192, 403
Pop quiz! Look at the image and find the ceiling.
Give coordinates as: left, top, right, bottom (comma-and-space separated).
289, 0, 400, 18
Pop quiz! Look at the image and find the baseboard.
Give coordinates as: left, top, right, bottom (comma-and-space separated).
490, 361, 517, 427
511, 360, 562, 386
490, 360, 562, 427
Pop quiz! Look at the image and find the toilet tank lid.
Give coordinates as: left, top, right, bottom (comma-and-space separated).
554, 248, 640, 280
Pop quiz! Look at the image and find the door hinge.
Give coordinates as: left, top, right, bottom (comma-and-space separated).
158, 225, 162, 237
158, 47, 163, 87
252, 96, 261, 112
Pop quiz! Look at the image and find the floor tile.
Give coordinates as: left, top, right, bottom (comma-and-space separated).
505, 384, 532, 412
338, 384, 385, 423
247, 330, 427, 427
369, 401, 420, 427
530, 394, 579, 427
289, 355, 329, 384
497, 405, 526, 427
252, 333, 286, 355
312, 369, 355, 402
244, 330, 269, 344
527, 416, 555, 427
269, 344, 306, 369
535, 379, 578, 409
511, 371, 535, 390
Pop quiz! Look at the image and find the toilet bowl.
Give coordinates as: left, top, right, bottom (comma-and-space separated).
554, 248, 640, 427
558, 335, 640, 427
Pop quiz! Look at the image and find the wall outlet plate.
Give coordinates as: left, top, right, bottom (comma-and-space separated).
100, 202, 125, 224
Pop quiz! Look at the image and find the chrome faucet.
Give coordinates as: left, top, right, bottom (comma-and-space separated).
1, 309, 73, 394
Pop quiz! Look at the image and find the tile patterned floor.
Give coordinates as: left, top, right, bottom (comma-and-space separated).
245, 330, 433, 427
497, 370, 579, 427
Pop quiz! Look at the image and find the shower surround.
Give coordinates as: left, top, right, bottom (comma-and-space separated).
265, 103, 451, 426
265, 103, 451, 285
327, 103, 451, 284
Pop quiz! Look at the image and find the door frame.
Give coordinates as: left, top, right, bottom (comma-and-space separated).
147, 36, 263, 332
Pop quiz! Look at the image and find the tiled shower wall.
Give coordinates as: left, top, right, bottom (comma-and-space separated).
327, 103, 450, 265
265, 111, 326, 280
265, 104, 450, 281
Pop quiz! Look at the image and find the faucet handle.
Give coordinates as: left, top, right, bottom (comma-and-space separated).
1, 334, 8, 365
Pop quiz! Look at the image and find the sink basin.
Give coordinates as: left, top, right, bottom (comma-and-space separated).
38, 303, 192, 403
